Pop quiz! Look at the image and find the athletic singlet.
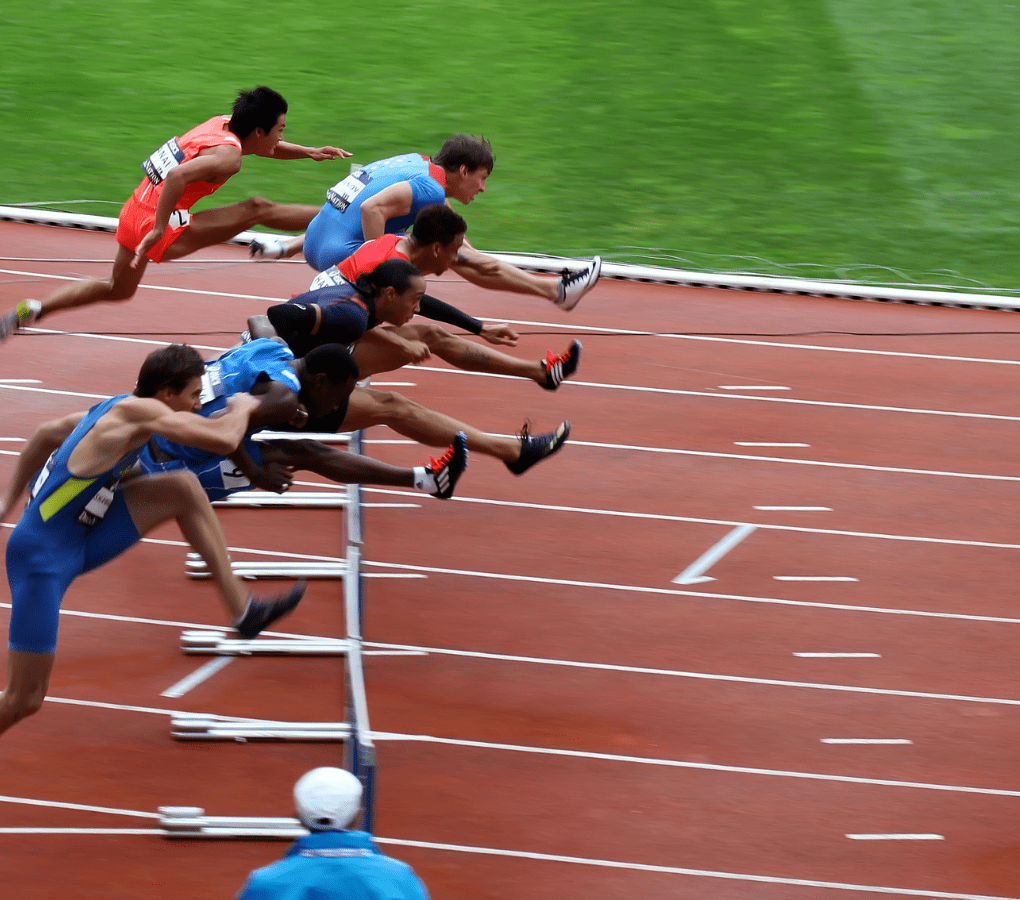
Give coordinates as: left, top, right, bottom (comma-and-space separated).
150, 339, 300, 467
268, 288, 376, 358
27, 395, 142, 533
308, 235, 405, 291
131, 115, 242, 212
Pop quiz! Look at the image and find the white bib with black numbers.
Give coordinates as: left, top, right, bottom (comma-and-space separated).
218, 459, 252, 493
326, 169, 372, 212
308, 266, 351, 291
142, 137, 186, 186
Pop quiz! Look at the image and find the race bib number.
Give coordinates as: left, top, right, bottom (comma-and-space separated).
142, 137, 185, 186
326, 169, 372, 212
76, 484, 116, 529
309, 266, 350, 291
199, 363, 225, 405
218, 459, 252, 493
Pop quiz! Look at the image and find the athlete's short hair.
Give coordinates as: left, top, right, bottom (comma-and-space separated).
353, 259, 423, 300
411, 204, 467, 247
229, 86, 288, 139
304, 344, 360, 386
433, 134, 494, 174
134, 344, 205, 397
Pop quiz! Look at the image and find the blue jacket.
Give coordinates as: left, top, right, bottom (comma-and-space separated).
237, 831, 429, 900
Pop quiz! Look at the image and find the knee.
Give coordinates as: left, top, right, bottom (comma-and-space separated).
161, 470, 207, 508
375, 390, 414, 419
244, 196, 275, 219
106, 277, 140, 303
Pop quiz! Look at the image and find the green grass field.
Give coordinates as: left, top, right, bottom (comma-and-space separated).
2, 0, 1019, 291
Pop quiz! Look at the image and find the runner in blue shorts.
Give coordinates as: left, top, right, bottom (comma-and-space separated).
0, 344, 308, 738
139, 338, 467, 502
251, 135, 602, 310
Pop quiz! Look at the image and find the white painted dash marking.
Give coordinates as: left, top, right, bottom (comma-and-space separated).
0, 379, 41, 384
673, 524, 756, 584
161, 657, 234, 698
775, 576, 859, 582
0, 437, 27, 442
370, 382, 417, 387
755, 506, 832, 512
734, 442, 809, 447
846, 833, 943, 841
823, 739, 913, 745
718, 385, 791, 391
794, 653, 881, 658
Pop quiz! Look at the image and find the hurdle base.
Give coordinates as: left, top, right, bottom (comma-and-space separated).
160, 806, 306, 840
212, 491, 348, 509
186, 553, 347, 580
180, 630, 352, 657
171, 712, 351, 742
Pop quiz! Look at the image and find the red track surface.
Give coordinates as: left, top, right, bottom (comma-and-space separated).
1, 220, 1018, 899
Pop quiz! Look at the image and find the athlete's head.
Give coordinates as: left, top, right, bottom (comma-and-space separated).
410, 204, 467, 275
298, 344, 361, 417
354, 259, 426, 327
229, 86, 289, 141
294, 767, 362, 832
435, 135, 493, 204
134, 344, 206, 411
434, 134, 494, 175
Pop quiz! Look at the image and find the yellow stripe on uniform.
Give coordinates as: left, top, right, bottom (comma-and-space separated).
38, 476, 97, 522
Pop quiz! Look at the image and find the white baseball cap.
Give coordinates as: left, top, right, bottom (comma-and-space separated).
294, 767, 363, 831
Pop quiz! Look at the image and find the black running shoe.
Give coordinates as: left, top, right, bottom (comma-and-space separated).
555, 257, 602, 311
428, 431, 468, 499
505, 421, 571, 475
541, 340, 582, 391
234, 580, 307, 639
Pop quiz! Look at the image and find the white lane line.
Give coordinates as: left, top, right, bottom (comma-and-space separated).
160, 657, 234, 698
361, 488, 1020, 550
673, 524, 756, 584
376, 835, 995, 899
359, 559, 1020, 625
795, 653, 881, 658
0, 379, 40, 384
12, 379, 1014, 481
823, 739, 913, 745
4, 345, 1019, 424
756, 506, 833, 511
719, 385, 791, 391
0, 828, 161, 835
735, 442, 810, 447
846, 833, 944, 841
0, 794, 159, 819
775, 576, 859, 582
9, 279, 1020, 366
363, 573, 427, 579
370, 381, 416, 387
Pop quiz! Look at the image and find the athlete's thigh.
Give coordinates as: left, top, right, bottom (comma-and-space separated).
120, 470, 206, 535
81, 490, 142, 573
5, 520, 84, 654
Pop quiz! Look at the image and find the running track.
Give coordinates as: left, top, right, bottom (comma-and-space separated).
0, 220, 1018, 899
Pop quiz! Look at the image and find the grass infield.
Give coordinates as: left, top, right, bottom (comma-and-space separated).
1, 0, 1018, 291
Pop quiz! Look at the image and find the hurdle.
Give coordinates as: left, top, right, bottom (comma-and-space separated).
160, 434, 377, 838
